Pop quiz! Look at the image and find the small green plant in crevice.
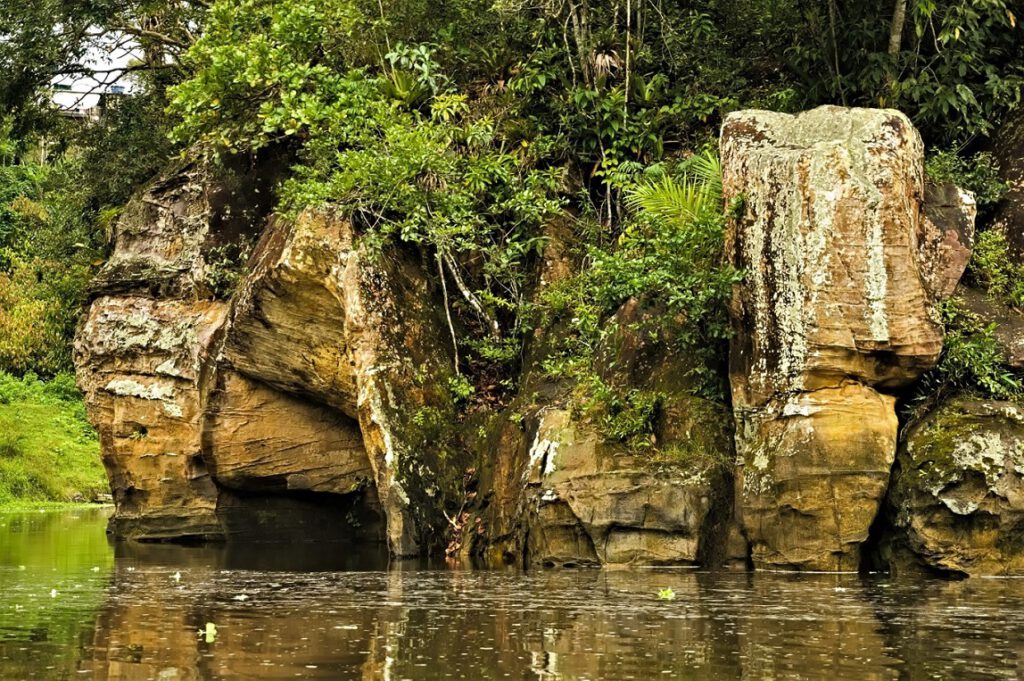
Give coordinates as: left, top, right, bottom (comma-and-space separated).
447, 374, 476, 404
909, 297, 1022, 419
925, 149, 1009, 212
571, 374, 663, 451
968, 230, 1024, 308
203, 238, 255, 300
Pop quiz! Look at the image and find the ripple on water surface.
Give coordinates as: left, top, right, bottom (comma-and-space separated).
1, 508, 1024, 680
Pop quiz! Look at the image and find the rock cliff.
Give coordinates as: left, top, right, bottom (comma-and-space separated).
75, 106, 1024, 575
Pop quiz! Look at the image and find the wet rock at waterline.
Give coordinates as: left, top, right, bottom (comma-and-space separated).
522, 409, 730, 567
735, 384, 898, 570
74, 295, 228, 540
888, 398, 1024, 576
204, 370, 373, 496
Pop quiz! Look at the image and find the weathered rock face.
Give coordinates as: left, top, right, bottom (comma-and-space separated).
722, 106, 939, 400
721, 106, 962, 570
992, 109, 1024, 258
75, 296, 227, 539
205, 370, 372, 495
737, 384, 897, 570
223, 215, 359, 418
76, 147, 459, 550
522, 408, 729, 567
889, 398, 1024, 576
74, 163, 266, 539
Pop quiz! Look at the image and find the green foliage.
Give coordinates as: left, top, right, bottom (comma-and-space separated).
542, 152, 739, 447
789, 0, 1023, 143
0, 372, 105, 505
926, 148, 1010, 211
585, 153, 740, 365
912, 297, 1022, 411
575, 376, 662, 451
968, 230, 1024, 308
0, 145, 105, 375
204, 238, 255, 300
447, 374, 476, 403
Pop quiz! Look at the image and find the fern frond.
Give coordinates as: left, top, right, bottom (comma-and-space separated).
686, 150, 722, 199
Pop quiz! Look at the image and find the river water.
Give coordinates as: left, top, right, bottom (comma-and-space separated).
1, 508, 1023, 680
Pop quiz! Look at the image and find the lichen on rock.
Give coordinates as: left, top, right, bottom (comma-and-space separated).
887, 398, 1024, 576
721, 106, 968, 571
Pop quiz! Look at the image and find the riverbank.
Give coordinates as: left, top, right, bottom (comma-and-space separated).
0, 371, 107, 506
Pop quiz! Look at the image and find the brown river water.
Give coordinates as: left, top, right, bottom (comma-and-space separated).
1, 507, 1023, 680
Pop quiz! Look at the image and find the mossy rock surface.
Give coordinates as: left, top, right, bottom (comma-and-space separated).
890, 397, 1024, 576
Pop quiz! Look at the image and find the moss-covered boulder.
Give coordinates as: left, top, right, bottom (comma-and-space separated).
888, 398, 1024, 576
521, 407, 731, 567
468, 292, 735, 568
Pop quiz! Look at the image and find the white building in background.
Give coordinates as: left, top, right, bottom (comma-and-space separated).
50, 39, 136, 120
50, 84, 127, 121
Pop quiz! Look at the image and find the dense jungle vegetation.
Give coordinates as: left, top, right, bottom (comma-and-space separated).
0, 0, 1022, 480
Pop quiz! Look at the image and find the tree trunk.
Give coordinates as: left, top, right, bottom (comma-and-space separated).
888, 0, 907, 54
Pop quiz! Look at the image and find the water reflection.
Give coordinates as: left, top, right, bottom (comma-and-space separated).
2, 509, 1024, 680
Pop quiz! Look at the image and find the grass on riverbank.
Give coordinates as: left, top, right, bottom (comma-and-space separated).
0, 371, 107, 506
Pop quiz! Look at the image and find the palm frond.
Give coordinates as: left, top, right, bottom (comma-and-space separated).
685, 150, 722, 200
625, 151, 722, 225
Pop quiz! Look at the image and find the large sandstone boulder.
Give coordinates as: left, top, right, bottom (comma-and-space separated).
75, 296, 228, 539
889, 398, 1024, 576
222, 214, 359, 417
721, 106, 968, 570
77, 154, 459, 554
722, 106, 939, 400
